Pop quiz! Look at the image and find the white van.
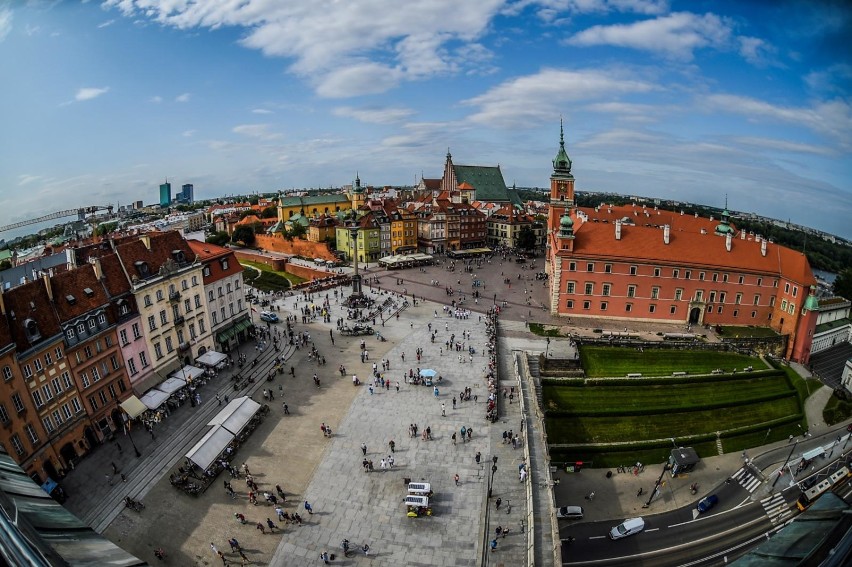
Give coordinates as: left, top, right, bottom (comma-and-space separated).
609, 517, 644, 540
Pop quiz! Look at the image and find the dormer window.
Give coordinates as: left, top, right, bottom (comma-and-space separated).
83, 287, 94, 298
24, 319, 41, 342
135, 261, 150, 277
77, 323, 86, 334
221, 259, 229, 270
172, 250, 186, 263
66, 294, 76, 305
66, 329, 75, 340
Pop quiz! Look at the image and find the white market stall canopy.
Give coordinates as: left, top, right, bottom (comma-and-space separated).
196, 350, 228, 368
171, 365, 206, 382
185, 425, 234, 470
207, 397, 262, 435
120, 396, 147, 419
157, 376, 187, 395
139, 389, 170, 410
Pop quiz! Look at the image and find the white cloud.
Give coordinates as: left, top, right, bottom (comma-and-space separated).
333, 106, 414, 124
464, 68, 657, 128
150, 95, 162, 103
103, 0, 505, 97
17, 174, 43, 186
567, 12, 732, 60
175, 92, 191, 102
98, 19, 116, 28
182, 129, 196, 137
731, 137, 834, 156
505, 0, 669, 20
0, 7, 12, 42
25, 24, 39, 36
75, 87, 110, 101
703, 94, 852, 150
232, 123, 282, 141
738, 36, 776, 67
252, 108, 273, 114
804, 64, 852, 96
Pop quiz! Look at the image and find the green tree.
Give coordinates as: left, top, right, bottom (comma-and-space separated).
516, 225, 537, 251
834, 268, 852, 300
261, 206, 278, 219
288, 223, 307, 239
0, 259, 11, 271
231, 225, 256, 246
248, 195, 259, 205
94, 221, 119, 237
206, 232, 230, 246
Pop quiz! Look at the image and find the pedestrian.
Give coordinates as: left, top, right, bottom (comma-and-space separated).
362, 544, 370, 556
454, 473, 460, 486
361, 443, 367, 456
451, 432, 457, 445
637, 487, 644, 497
321, 551, 330, 564
585, 491, 595, 501
228, 538, 240, 552
256, 522, 266, 534
283, 403, 289, 414
111, 462, 119, 474
496, 497, 502, 510
238, 550, 249, 565
210, 543, 220, 556
396, 381, 400, 392
120, 473, 127, 482
389, 439, 395, 453
475, 451, 481, 465
441, 403, 446, 417
217, 550, 227, 565
266, 518, 278, 532
519, 468, 528, 482
234, 512, 247, 524
490, 539, 498, 552
275, 506, 285, 521
304, 500, 313, 514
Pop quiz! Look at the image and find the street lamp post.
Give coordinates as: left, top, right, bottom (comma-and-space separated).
771, 439, 798, 489
642, 460, 668, 509
488, 456, 498, 498
545, 337, 550, 358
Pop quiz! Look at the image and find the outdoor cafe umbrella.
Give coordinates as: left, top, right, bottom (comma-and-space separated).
419, 369, 437, 378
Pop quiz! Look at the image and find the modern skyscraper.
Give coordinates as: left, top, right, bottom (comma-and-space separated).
159, 180, 172, 207
181, 183, 194, 204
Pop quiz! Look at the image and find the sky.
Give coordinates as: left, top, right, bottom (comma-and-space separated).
0, 0, 850, 240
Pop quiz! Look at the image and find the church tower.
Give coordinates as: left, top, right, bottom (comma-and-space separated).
549, 118, 574, 235
351, 172, 366, 211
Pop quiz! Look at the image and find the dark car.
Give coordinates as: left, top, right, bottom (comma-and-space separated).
697, 494, 718, 513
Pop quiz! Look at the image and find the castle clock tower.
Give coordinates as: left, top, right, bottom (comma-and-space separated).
549, 118, 574, 233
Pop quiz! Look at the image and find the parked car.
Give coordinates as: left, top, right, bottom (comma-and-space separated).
259, 311, 279, 323
609, 517, 644, 540
556, 506, 584, 520
696, 494, 718, 513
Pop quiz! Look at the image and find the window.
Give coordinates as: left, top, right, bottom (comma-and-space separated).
52, 410, 64, 427
71, 397, 82, 413
192, 276, 198, 286
41, 384, 53, 402
707, 305, 713, 312
144, 294, 152, 307
719, 292, 726, 303
89, 396, 98, 411
586, 263, 594, 272
139, 351, 149, 368
649, 304, 656, 313
119, 329, 128, 345
172, 304, 180, 320
0, 405, 9, 424
788, 303, 795, 315
165, 337, 174, 353
119, 303, 129, 316
712, 273, 718, 282
627, 285, 636, 298
651, 287, 660, 300
235, 280, 241, 289
77, 323, 86, 334
45, 352, 53, 366
32, 390, 44, 408
51, 378, 62, 395
91, 366, 100, 382
733, 309, 738, 317
156, 290, 164, 301
709, 291, 717, 303
194, 294, 202, 308
673, 269, 680, 279
184, 298, 191, 313
177, 329, 185, 344
12, 394, 24, 413
653, 267, 661, 277
238, 299, 243, 312
160, 310, 168, 325
674, 289, 683, 301
25, 423, 39, 445
154, 343, 163, 359
769, 297, 776, 307
604, 264, 612, 274
222, 259, 229, 270
199, 318, 206, 333
695, 290, 704, 301
220, 307, 226, 321
735, 293, 742, 305
11, 434, 25, 456
784, 282, 790, 294
189, 324, 196, 340
132, 323, 141, 340
23, 364, 32, 379
84, 346, 93, 358
670, 305, 677, 314
582, 301, 591, 310
792, 286, 798, 298
753, 295, 761, 306
181, 279, 188, 291
751, 311, 757, 318
600, 301, 608, 311
602, 284, 611, 297
629, 265, 637, 275
227, 283, 232, 293
723, 274, 729, 283
781, 299, 788, 310
108, 383, 117, 400
738, 275, 744, 284
566, 282, 576, 294
208, 290, 215, 302
62, 372, 72, 390
33, 359, 43, 372
61, 403, 72, 420
218, 286, 224, 298
148, 315, 157, 332
699, 272, 705, 281
568, 262, 576, 271
55, 347, 63, 360
111, 355, 120, 370
625, 303, 632, 312
566, 300, 574, 309
212, 312, 218, 325
584, 283, 594, 295
127, 358, 138, 375
99, 391, 108, 405
105, 335, 113, 347
685, 270, 691, 280
2, 366, 11, 381
203, 266, 211, 277
98, 313, 107, 325
718, 306, 724, 314
757, 277, 763, 286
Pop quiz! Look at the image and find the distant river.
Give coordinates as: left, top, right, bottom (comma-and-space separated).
813, 269, 837, 284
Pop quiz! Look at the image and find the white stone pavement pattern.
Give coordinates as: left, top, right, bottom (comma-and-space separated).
269, 299, 500, 566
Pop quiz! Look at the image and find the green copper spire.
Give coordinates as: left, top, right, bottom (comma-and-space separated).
552, 117, 572, 173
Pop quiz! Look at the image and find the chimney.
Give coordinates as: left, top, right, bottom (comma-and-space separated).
726, 232, 732, 252
615, 220, 622, 240
761, 239, 767, 257
90, 257, 103, 280
741, 230, 746, 240
663, 224, 670, 245
694, 212, 698, 218
42, 273, 54, 302
140, 234, 151, 250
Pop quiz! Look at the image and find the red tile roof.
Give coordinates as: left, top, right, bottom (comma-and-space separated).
186, 240, 244, 283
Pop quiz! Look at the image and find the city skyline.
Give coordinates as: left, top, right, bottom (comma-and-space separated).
0, 1, 850, 238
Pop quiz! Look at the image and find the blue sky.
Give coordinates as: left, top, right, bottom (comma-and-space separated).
1, 0, 850, 239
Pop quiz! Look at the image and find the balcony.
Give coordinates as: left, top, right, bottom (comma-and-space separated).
174, 315, 185, 326
169, 291, 181, 302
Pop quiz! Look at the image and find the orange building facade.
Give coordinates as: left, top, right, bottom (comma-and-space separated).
545, 122, 819, 363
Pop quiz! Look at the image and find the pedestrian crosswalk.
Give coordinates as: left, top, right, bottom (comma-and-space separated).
730, 465, 762, 493
761, 493, 793, 524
